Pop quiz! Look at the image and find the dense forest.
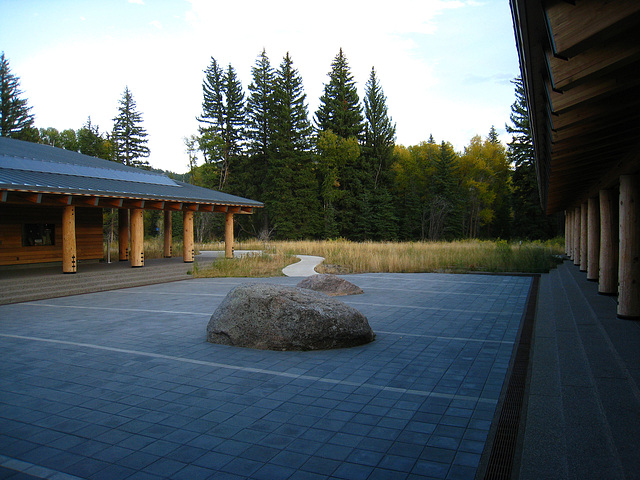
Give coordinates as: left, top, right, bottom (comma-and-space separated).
1, 49, 560, 242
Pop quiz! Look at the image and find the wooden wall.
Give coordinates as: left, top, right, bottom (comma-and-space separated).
0, 205, 103, 266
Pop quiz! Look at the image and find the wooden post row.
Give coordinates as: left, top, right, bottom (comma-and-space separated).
225, 213, 234, 259
564, 210, 571, 258
183, 211, 194, 263
618, 174, 639, 319
62, 205, 77, 274
574, 206, 581, 266
164, 211, 172, 258
130, 208, 144, 268
587, 196, 599, 281
119, 208, 129, 261
580, 202, 588, 272
599, 188, 619, 295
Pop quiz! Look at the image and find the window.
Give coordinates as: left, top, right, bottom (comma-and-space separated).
23, 224, 55, 246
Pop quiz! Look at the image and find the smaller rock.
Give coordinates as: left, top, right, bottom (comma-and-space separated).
296, 274, 364, 296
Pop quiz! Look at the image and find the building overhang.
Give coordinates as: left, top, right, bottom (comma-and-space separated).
510, 0, 640, 214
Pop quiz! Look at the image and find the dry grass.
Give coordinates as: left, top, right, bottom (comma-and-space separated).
230, 238, 565, 274
105, 238, 564, 276
104, 239, 184, 260
191, 252, 298, 278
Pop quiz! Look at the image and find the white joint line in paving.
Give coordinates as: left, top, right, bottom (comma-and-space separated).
0, 454, 83, 480
345, 300, 519, 316
18, 299, 515, 317
375, 330, 514, 345
0, 333, 498, 405
21, 303, 211, 316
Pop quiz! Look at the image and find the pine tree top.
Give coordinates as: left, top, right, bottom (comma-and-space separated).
112, 86, 150, 168
315, 49, 363, 139
0, 52, 35, 138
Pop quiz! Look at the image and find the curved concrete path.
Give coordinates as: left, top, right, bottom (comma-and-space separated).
282, 254, 324, 277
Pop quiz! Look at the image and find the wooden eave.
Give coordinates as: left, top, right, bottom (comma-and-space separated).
0, 188, 256, 214
511, 0, 640, 215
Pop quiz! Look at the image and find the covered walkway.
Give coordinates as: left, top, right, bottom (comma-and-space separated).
517, 261, 640, 479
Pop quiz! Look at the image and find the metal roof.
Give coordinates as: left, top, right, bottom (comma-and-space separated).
0, 136, 263, 208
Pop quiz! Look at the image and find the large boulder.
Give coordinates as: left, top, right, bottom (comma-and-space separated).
296, 274, 364, 296
207, 283, 375, 351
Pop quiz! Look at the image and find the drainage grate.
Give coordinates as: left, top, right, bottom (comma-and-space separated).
481, 275, 540, 479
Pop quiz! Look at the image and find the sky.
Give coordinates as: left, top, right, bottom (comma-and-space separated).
1, 0, 521, 173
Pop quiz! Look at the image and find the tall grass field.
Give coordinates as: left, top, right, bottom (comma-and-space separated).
106, 238, 564, 276
195, 238, 565, 276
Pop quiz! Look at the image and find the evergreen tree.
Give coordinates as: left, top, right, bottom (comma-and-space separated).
268, 52, 321, 238
485, 127, 511, 238
246, 49, 274, 160
198, 57, 245, 190
0, 52, 35, 139
314, 49, 366, 238
363, 67, 396, 189
362, 67, 397, 239
112, 86, 150, 168
243, 50, 275, 235
77, 117, 112, 160
315, 49, 363, 139
430, 141, 461, 240
488, 125, 500, 144
507, 76, 554, 239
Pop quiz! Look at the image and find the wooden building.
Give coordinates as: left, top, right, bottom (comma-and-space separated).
0, 137, 262, 273
511, 0, 640, 319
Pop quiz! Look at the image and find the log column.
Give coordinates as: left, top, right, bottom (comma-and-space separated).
587, 196, 600, 281
580, 202, 588, 272
618, 174, 639, 319
574, 206, 581, 266
183, 210, 194, 263
130, 208, 144, 268
62, 205, 77, 274
225, 212, 234, 259
164, 211, 172, 258
568, 209, 574, 259
564, 210, 571, 258
118, 209, 129, 261
599, 188, 619, 295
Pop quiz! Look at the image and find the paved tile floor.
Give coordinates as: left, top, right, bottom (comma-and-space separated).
0, 273, 532, 479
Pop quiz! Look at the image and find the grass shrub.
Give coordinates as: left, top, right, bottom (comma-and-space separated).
103, 238, 183, 260
192, 252, 298, 278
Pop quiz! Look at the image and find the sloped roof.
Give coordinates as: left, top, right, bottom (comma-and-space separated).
0, 136, 262, 209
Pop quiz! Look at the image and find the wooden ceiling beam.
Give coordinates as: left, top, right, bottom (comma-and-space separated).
552, 111, 640, 142
100, 198, 124, 208
548, 75, 640, 114
143, 201, 164, 210
547, 36, 640, 91
551, 128, 640, 157
545, 0, 640, 58
551, 94, 640, 131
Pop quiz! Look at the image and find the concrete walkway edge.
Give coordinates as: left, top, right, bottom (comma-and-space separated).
282, 255, 324, 277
